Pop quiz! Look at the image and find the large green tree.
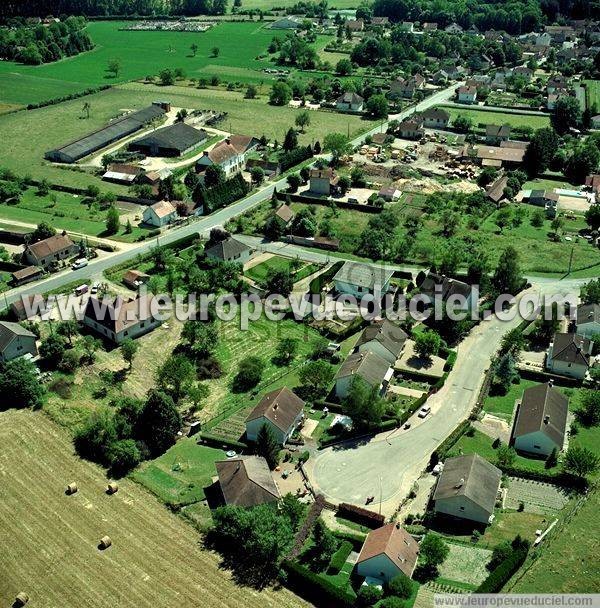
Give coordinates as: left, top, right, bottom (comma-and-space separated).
136, 389, 181, 457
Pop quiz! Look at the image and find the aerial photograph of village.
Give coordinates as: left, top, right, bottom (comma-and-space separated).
0, 0, 599, 606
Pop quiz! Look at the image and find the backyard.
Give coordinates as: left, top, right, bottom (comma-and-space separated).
439, 106, 551, 131
245, 254, 321, 284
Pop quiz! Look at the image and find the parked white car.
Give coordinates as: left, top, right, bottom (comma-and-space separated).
71, 258, 88, 270
417, 406, 431, 419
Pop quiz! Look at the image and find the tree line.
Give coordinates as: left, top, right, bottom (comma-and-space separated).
0, 15, 93, 65
0, 0, 227, 18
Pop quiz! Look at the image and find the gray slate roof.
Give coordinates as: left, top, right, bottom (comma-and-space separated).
130, 123, 207, 153
334, 262, 394, 291
551, 332, 591, 366
335, 350, 390, 386
512, 382, 568, 447
0, 321, 36, 352
417, 272, 472, 301
204, 236, 250, 261
433, 454, 501, 515
577, 303, 600, 326
356, 319, 408, 358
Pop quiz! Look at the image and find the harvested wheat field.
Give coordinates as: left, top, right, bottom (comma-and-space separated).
0, 409, 308, 608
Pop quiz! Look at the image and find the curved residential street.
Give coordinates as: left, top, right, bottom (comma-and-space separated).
305, 276, 587, 515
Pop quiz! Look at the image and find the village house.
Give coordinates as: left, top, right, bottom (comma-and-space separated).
433, 454, 502, 525
333, 261, 394, 298
485, 124, 512, 145
422, 108, 450, 129
585, 174, 600, 198
378, 186, 401, 202
546, 74, 570, 95
546, 332, 594, 380
445, 23, 463, 33
457, 85, 477, 105
214, 456, 280, 507
0, 321, 38, 363
204, 236, 252, 264
355, 319, 408, 365
370, 16, 389, 27
390, 75, 425, 99
431, 70, 449, 85
123, 269, 150, 291
356, 523, 419, 583
274, 203, 295, 226
416, 271, 476, 311
513, 66, 534, 81
576, 304, 600, 339
511, 382, 568, 457
82, 294, 162, 344
196, 135, 258, 177
336, 92, 364, 112
422, 22, 438, 32
23, 233, 78, 270
334, 350, 392, 399
142, 200, 177, 227
397, 118, 424, 140
245, 386, 305, 444
309, 168, 339, 195
345, 19, 364, 32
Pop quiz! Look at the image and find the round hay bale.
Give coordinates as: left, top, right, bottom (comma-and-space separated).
66, 483, 78, 495
15, 592, 29, 606
99, 535, 112, 550
106, 482, 119, 495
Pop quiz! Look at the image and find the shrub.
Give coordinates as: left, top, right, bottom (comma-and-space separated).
281, 560, 355, 607
387, 573, 413, 599
357, 584, 382, 606
327, 541, 353, 574
477, 547, 528, 593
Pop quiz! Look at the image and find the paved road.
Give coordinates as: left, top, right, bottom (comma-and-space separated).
441, 102, 548, 116
2, 83, 460, 308
307, 276, 587, 512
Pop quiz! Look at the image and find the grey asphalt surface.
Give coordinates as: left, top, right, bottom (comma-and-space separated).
2, 83, 460, 308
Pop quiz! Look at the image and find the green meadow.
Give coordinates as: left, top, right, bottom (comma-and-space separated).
0, 20, 277, 107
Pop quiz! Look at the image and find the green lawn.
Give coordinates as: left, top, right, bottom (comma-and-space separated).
0, 184, 152, 241
0, 21, 277, 106
450, 429, 551, 473
133, 439, 226, 508
584, 80, 600, 110
510, 487, 600, 592
245, 254, 320, 284
439, 106, 550, 130
0, 83, 374, 194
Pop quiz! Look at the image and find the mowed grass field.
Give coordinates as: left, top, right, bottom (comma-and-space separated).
0, 409, 307, 608
584, 80, 600, 110
440, 106, 551, 130
510, 487, 600, 592
0, 84, 374, 193
0, 21, 277, 107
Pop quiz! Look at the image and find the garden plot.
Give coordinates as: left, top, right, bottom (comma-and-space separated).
505, 477, 570, 515
437, 543, 492, 587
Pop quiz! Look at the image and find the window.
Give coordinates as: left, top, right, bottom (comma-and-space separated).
534, 445, 541, 450
459, 506, 465, 511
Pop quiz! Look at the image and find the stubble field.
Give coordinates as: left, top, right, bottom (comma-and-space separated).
0, 409, 307, 608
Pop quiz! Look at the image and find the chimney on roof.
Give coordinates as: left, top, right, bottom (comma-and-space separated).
455, 478, 464, 488
543, 415, 550, 424
225, 138, 231, 145
548, 379, 554, 387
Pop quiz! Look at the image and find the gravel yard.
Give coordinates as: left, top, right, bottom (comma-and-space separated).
437, 543, 492, 586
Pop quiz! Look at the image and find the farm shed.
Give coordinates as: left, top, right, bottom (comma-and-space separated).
45, 103, 168, 163
129, 123, 208, 157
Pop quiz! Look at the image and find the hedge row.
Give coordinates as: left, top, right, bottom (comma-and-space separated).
281, 560, 356, 608
287, 494, 327, 560
26, 85, 112, 110
332, 529, 367, 551
337, 503, 385, 529
327, 541, 353, 574
444, 350, 457, 371
496, 465, 586, 490
476, 547, 528, 593
429, 420, 471, 467
278, 145, 314, 173
197, 431, 247, 451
